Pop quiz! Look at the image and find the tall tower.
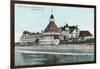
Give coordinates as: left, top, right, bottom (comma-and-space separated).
44, 14, 59, 32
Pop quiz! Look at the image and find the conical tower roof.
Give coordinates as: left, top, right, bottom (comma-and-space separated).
50, 14, 54, 18
44, 14, 59, 32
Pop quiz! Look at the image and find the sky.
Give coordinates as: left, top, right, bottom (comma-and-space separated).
15, 4, 94, 42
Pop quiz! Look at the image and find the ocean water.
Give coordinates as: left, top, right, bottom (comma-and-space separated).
15, 48, 94, 66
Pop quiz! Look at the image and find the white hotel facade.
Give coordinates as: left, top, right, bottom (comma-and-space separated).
19, 14, 93, 45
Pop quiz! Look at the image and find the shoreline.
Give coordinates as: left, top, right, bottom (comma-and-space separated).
15, 44, 94, 51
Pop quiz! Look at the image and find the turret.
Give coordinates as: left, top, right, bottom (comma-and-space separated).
49, 14, 55, 22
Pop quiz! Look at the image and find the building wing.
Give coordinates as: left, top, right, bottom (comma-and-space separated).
79, 31, 92, 37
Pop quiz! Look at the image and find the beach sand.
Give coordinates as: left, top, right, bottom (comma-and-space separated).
15, 44, 94, 51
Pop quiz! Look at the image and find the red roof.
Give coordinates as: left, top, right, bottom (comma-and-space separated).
79, 31, 92, 37
44, 22, 59, 32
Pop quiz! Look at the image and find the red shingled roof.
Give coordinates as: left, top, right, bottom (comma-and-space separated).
79, 31, 92, 37
44, 22, 59, 32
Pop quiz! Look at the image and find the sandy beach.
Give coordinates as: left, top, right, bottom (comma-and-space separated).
15, 44, 94, 51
